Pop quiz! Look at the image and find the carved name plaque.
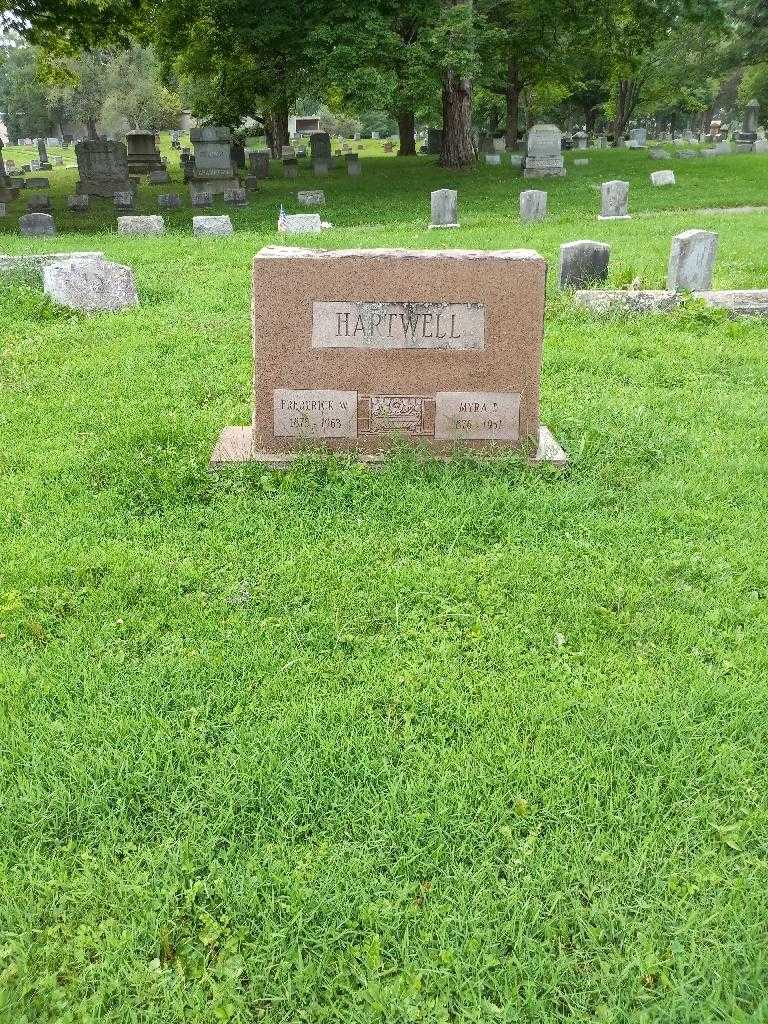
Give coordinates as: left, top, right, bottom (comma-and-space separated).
434, 392, 520, 441
274, 389, 357, 437
312, 301, 486, 350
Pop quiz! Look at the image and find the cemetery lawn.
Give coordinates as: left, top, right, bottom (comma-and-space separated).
2, 145, 768, 1024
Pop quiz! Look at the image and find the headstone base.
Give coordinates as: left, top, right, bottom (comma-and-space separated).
210, 425, 568, 470
76, 178, 136, 198
189, 176, 240, 197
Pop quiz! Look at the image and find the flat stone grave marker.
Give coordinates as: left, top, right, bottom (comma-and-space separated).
20, 212, 56, 236
25, 177, 50, 189
211, 245, 566, 468
429, 189, 459, 229
667, 229, 718, 291
298, 190, 325, 206
191, 191, 213, 207
114, 192, 135, 210
117, 215, 166, 236
651, 169, 675, 186
43, 257, 138, 312
279, 213, 322, 235
193, 215, 234, 237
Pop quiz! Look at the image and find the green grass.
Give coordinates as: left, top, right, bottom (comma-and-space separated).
2, 135, 768, 1024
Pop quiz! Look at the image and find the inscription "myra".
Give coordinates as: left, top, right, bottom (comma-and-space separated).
311, 301, 486, 350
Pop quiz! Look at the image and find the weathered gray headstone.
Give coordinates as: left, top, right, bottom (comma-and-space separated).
558, 240, 610, 289
298, 190, 325, 206
223, 187, 247, 205
674, 150, 697, 159
248, 151, 270, 178
310, 132, 332, 162
283, 159, 298, 179
667, 229, 718, 291
191, 191, 213, 207
485, 153, 501, 165
313, 159, 330, 176
20, 212, 56, 236
67, 195, 90, 212
574, 158, 589, 166
26, 194, 52, 213
0, 203, 6, 217
520, 189, 547, 222
429, 189, 459, 228
113, 191, 135, 210
117, 215, 166, 236
649, 148, 669, 159
43, 257, 138, 312
573, 131, 589, 150
158, 193, 182, 209
347, 157, 362, 176
25, 177, 50, 189
628, 127, 647, 147
599, 180, 630, 219
126, 131, 162, 174
278, 213, 322, 235
75, 140, 134, 198
650, 169, 675, 186
149, 168, 171, 184
188, 126, 239, 197
524, 124, 565, 178
193, 215, 234, 237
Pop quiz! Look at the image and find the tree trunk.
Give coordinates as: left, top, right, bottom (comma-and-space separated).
86, 118, 99, 140
397, 108, 416, 155
505, 66, 521, 150
440, 68, 474, 168
612, 78, 641, 144
266, 104, 289, 158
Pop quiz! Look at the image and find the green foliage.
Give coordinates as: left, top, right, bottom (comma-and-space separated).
0, 44, 52, 138
738, 65, 768, 119
2, 142, 768, 1022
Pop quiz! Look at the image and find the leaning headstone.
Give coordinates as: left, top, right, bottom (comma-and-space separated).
429, 189, 459, 229
520, 189, 547, 222
113, 191, 135, 210
667, 229, 718, 291
191, 191, 213, 208
278, 213, 322, 235
67, 195, 90, 212
158, 193, 182, 209
75, 140, 134, 197
126, 131, 162, 174
193, 215, 234, 237
298, 190, 325, 206
43, 257, 138, 312
650, 169, 675, 186
211, 245, 567, 468
524, 124, 565, 178
599, 180, 630, 219
558, 240, 610, 289
149, 168, 171, 184
117, 215, 166, 236
248, 150, 270, 179
20, 212, 56, 236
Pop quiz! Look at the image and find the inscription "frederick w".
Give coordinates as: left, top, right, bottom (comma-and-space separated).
311, 301, 486, 350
